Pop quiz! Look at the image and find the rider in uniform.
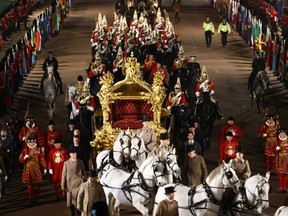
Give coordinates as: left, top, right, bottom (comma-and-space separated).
248, 52, 266, 91
275, 128, 288, 192
258, 115, 279, 173
112, 46, 124, 83
143, 54, 156, 83
171, 46, 188, 92
75, 81, 96, 115
195, 70, 224, 120
87, 52, 106, 87
166, 80, 187, 113
40, 52, 64, 95
75, 75, 84, 96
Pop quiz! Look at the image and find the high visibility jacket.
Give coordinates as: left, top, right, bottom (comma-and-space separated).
203, 21, 215, 33
218, 23, 231, 33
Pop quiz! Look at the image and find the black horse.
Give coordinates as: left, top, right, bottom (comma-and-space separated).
194, 92, 217, 149
250, 70, 269, 113
78, 106, 93, 140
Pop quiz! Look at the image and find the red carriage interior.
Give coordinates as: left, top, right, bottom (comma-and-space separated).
109, 100, 153, 129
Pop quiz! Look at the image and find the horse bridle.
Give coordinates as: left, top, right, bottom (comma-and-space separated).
223, 168, 239, 189
246, 180, 269, 209
130, 136, 146, 157
151, 160, 166, 185
164, 153, 179, 174
119, 134, 131, 152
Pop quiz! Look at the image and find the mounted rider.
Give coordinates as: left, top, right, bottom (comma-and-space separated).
143, 54, 156, 83
75, 81, 96, 115
166, 80, 187, 113
195, 69, 224, 120
112, 46, 125, 83
87, 52, 107, 88
171, 45, 188, 92
248, 51, 266, 91
40, 51, 64, 95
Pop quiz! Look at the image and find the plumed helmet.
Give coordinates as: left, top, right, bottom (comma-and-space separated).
94, 52, 101, 61
82, 81, 89, 92
199, 67, 209, 82
117, 46, 123, 57
77, 75, 83, 81
174, 78, 181, 90
178, 45, 184, 57
133, 10, 138, 20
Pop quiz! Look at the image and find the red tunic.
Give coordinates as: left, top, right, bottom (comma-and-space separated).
195, 80, 215, 97
19, 147, 47, 184
258, 124, 278, 156
171, 58, 189, 72
275, 138, 288, 174
166, 91, 187, 108
219, 124, 243, 145
18, 125, 45, 148
75, 95, 96, 111
150, 66, 168, 85
48, 147, 69, 183
45, 129, 62, 155
143, 57, 156, 72
88, 63, 106, 79
219, 139, 239, 163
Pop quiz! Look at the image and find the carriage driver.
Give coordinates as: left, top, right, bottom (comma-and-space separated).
195, 70, 224, 120
40, 51, 64, 95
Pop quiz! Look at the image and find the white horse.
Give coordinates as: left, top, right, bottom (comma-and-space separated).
43, 65, 58, 119
232, 172, 270, 215
101, 149, 168, 216
130, 134, 181, 182
154, 161, 241, 216
96, 130, 131, 178
66, 85, 78, 120
275, 206, 288, 216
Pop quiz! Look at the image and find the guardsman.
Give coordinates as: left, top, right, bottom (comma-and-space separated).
150, 60, 168, 87
75, 82, 96, 115
87, 52, 106, 87
219, 116, 243, 145
75, 75, 84, 96
258, 115, 279, 173
137, 115, 156, 152
143, 54, 156, 83
166, 81, 187, 112
231, 145, 251, 181
48, 138, 69, 200
19, 137, 47, 203
195, 70, 224, 120
44, 120, 62, 157
171, 45, 188, 91
112, 46, 124, 83
275, 128, 288, 192
219, 131, 239, 164
18, 116, 45, 152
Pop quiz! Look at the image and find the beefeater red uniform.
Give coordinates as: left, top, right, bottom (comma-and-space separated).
19, 123, 45, 149
275, 129, 288, 191
19, 142, 47, 202
219, 124, 243, 145
258, 117, 278, 172
219, 139, 239, 163
150, 65, 168, 86
48, 147, 69, 197
45, 129, 62, 156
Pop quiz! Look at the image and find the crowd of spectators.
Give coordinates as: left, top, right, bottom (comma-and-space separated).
0, 0, 71, 117
212, 0, 288, 87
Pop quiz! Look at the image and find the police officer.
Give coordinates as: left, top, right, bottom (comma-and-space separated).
217, 19, 231, 47
203, 16, 215, 47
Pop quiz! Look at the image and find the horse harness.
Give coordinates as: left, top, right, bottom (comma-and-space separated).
187, 169, 239, 215
233, 180, 269, 211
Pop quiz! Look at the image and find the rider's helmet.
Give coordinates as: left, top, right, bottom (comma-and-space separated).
265, 115, 276, 126
116, 46, 123, 59
278, 128, 287, 141
82, 81, 89, 94
174, 78, 181, 92
178, 45, 185, 59
199, 70, 209, 83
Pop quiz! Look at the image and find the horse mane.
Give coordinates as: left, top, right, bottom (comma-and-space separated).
138, 154, 156, 173
206, 165, 221, 181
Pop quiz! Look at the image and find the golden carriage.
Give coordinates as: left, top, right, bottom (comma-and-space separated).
90, 54, 169, 152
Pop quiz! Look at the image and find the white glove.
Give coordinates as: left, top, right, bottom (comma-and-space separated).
263, 133, 267, 138
49, 169, 53, 175
22, 137, 26, 141
41, 147, 45, 155
76, 109, 80, 115
87, 106, 94, 112
43, 169, 47, 174
113, 68, 117, 73
167, 106, 171, 112
276, 146, 280, 151
7, 149, 10, 153
24, 154, 30, 160
232, 131, 236, 136
4, 176, 8, 181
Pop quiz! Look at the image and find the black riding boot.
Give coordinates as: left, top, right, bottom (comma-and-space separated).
215, 102, 224, 120
70, 205, 77, 216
